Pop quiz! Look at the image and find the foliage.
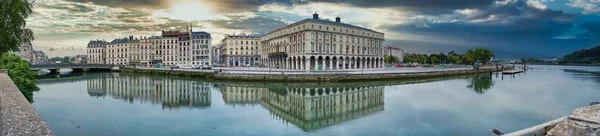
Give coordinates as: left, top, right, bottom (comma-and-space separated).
560, 45, 600, 64
429, 56, 440, 64
448, 55, 461, 64
520, 58, 557, 64
384, 55, 399, 64
467, 75, 494, 94
0, 53, 39, 102
0, 0, 35, 56
400, 47, 494, 65
461, 52, 476, 64
470, 47, 495, 64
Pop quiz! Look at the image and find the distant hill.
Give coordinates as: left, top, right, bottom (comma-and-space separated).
560, 45, 600, 64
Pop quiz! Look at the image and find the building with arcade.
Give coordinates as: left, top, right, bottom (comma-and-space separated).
259, 13, 385, 70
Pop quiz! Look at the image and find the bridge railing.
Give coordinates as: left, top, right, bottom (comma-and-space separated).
30, 64, 113, 68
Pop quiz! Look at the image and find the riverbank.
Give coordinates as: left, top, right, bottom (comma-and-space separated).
122, 66, 508, 82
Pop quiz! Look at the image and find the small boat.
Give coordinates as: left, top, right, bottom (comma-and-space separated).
502, 69, 524, 74
591, 102, 600, 106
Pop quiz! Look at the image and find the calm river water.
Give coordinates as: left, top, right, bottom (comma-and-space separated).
33, 65, 600, 136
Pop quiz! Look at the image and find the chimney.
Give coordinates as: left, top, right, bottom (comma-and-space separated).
336, 16, 341, 23
129, 35, 133, 41
313, 12, 319, 19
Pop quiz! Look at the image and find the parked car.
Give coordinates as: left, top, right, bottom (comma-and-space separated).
192, 65, 201, 69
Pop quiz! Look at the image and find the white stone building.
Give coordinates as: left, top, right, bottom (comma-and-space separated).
218, 33, 261, 67
106, 36, 134, 65
384, 46, 404, 62
260, 13, 385, 70
87, 40, 108, 64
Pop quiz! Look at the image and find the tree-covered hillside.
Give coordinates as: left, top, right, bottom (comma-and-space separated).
561, 45, 600, 64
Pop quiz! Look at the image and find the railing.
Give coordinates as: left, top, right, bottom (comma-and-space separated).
30, 64, 112, 69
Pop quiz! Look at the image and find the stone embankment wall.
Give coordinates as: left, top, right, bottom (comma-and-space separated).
123, 67, 505, 82
0, 70, 54, 136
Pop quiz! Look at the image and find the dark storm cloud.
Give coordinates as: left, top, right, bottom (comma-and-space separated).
308, 0, 496, 15
380, 0, 594, 58
465, 0, 574, 23
578, 21, 600, 38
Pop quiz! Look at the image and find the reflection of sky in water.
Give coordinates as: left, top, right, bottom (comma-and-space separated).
32, 65, 600, 136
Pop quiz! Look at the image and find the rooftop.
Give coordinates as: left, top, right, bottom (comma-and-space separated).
225, 33, 259, 39
263, 14, 384, 37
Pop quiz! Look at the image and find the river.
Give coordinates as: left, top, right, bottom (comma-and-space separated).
32, 65, 600, 136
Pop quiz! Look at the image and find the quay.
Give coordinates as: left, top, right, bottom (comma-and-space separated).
122, 66, 509, 82
0, 70, 54, 136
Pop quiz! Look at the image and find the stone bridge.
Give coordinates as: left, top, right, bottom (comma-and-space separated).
30, 64, 113, 73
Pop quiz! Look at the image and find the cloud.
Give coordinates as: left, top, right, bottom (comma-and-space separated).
568, 0, 600, 14
204, 16, 287, 35
577, 21, 600, 38
380, 0, 585, 58
25, 0, 600, 58
63, 0, 169, 9
304, 0, 495, 15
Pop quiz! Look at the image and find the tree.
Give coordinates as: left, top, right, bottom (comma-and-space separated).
561, 45, 600, 64
0, 0, 35, 57
417, 54, 428, 64
472, 47, 494, 64
437, 53, 447, 64
384, 55, 399, 64
429, 56, 440, 64
448, 51, 458, 56
448, 55, 461, 64
0, 53, 39, 102
462, 51, 476, 64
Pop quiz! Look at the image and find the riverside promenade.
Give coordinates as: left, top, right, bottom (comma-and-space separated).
0, 70, 53, 136
123, 65, 508, 82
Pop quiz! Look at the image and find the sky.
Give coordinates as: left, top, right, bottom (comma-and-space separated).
26, 0, 600, 59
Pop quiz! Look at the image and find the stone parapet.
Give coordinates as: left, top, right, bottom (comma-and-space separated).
0, 70, 54, 136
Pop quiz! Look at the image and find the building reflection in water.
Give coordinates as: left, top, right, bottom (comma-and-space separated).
87, 74, 211, 110
87, 74, 384, 131
220, 84, 385, 131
